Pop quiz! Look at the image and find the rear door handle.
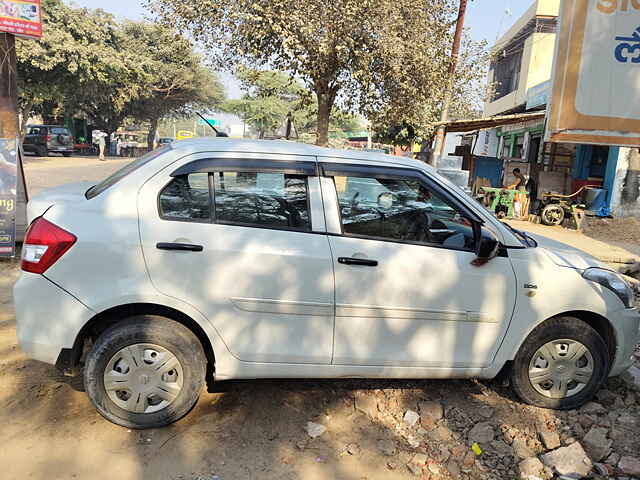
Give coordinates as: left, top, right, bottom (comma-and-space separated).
156, 242, 203, 252
338, 257, 378, 267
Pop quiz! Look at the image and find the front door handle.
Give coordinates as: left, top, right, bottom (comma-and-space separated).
338, 257, 378, 267
156, 242, 203, 252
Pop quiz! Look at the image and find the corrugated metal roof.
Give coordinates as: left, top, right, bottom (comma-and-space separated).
435, 111, 546, 133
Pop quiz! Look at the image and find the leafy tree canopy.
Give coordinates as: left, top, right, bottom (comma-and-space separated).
16, 0, 223, 142
222, 68, 360, 139
149, 0, 487, 146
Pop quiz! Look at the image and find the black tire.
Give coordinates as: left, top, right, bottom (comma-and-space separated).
541, 204, 564, 226
84, 316, 207, 429
38, 146, 48, 157
62, 152, 72, 157
510, 317, 610, 409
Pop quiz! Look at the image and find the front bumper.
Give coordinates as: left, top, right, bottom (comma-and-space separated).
14, 272, 94, 365
610, 307, 640, 376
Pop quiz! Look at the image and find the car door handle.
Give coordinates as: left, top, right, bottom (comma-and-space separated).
156, 242, 203, 252
338, 257, 378, 267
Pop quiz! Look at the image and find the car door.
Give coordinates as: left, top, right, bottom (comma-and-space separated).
319, 160, 517, 369
138, 153, 335, 364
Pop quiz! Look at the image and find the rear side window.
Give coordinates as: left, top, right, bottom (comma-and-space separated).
27, 127, 42, 135
213, 171, 311, 231
51, 128, 70, 135
159, 173, 211, 220
86, 145, 172, 199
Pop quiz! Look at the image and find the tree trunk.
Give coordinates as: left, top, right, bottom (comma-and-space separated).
147, 117, 159, 151
315, 90, 333, 147
18, 99, 34, 142
0, 33, 18, 140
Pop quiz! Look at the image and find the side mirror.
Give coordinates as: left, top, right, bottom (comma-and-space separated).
473, 228, 500, 266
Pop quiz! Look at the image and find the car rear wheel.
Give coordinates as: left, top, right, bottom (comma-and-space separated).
62, 152, 72, 157
84, 316, 206, 429
510, 317, 609, 409
37, 146, 48, 157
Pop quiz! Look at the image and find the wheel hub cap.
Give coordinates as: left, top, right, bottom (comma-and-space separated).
528, 339, 594, 399
103, 343, 184, 414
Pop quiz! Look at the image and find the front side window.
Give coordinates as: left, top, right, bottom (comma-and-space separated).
213, 171, 311, 231
159, 173, 211, 220
334, 175, 475, 250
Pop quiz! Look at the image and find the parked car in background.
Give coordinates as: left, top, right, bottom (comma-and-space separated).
23, 125, 74, 157
14, 139, 640, 429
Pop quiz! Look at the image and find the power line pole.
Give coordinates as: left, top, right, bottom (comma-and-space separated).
429, 0, 468, 166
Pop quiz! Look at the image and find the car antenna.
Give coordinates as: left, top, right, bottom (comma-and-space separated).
195, 112, 227, 137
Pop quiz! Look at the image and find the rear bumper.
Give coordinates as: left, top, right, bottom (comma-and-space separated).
48, 146, 74, 153
610, 307, 640, 376
14, 272, 95, 365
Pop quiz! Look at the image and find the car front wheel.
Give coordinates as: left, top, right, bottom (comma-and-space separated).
510, 317, 610, 409
84, 316, 207, 429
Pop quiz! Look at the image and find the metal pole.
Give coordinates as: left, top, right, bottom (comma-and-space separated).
430, 0, 468, 166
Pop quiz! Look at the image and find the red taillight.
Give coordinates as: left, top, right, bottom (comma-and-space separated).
46, 134, 52, 142
21, 218, 76, 274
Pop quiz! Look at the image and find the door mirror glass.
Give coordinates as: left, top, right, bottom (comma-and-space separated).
474, 227, 500, 265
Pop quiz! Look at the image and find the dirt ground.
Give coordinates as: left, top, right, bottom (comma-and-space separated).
582, 216, 640, 246
0, 156, 639, 480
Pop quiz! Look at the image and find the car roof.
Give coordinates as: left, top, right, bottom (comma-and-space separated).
170, 137, 436, 173
26, 125, 69, 129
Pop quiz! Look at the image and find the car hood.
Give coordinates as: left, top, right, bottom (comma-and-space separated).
27, 182, 93, 224
528, 233, 605, 270
541, 247, 604, 270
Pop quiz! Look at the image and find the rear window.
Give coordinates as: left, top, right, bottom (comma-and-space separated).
50, 127, 71, 135
85, 144, 172, 199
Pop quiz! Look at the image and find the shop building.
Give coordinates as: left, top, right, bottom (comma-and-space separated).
438, 0, 640, 217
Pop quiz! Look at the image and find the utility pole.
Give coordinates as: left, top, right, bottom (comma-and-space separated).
430, 0, 468, 166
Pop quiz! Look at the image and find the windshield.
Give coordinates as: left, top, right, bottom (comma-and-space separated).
85, 144, 172, 199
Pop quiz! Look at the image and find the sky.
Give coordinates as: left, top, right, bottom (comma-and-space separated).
67, 0, 533, 98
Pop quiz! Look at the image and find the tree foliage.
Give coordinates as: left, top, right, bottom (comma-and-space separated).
16, 0, 223, 142
222, 68, 360, 139
149, 0, 487, 146
121, 22, 225, 148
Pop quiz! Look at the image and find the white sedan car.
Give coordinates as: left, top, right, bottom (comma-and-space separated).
14, 139, 640, 428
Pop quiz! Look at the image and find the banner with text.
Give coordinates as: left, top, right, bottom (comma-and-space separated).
0, 0, 42, 39
0, 139, 18, 257
547, 0, 640, 146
